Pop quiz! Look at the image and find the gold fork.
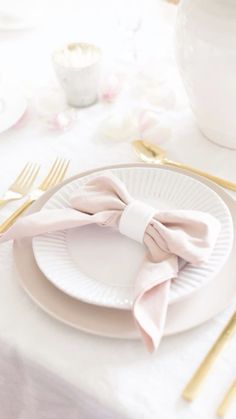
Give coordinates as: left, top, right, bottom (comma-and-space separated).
0, 162, 40, 207
0, 158, 70, 233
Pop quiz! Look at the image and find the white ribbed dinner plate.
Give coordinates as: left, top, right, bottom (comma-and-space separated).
33, 167, 233, 309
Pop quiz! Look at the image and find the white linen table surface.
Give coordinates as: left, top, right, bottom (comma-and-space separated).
0, 0, 236, 418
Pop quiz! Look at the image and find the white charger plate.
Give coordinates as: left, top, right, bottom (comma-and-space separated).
13, 164, 236, 338
33, 167, 233, 309
0, 84, 27, 134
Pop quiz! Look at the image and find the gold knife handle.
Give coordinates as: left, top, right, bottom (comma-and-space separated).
217, 379, 236, 417
182, 312, 236, 401
165, 159, 236, 192
0, 198, 34, 233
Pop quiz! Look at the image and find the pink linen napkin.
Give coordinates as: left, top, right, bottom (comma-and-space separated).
0, 175, 220, 352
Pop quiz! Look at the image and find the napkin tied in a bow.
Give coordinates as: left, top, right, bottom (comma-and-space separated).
0, 175, 220, 351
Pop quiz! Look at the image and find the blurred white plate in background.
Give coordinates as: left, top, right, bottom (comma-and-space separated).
0, 83, 27, 134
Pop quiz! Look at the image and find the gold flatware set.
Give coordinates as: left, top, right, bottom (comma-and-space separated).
0, 158, 70, 233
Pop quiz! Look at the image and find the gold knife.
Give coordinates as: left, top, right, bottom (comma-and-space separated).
182, 311, 236, 401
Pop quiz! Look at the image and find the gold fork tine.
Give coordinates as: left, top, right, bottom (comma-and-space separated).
20, 163, 33, 187
46, 158, 65, 189
20, 163, 34, 186
49, 159, 69, 188
43, 159, 69, 190
0, 158, 69, 232
12, 162, 31, 186
11, 162, 32, 189
56, 160, 70, 185
22, 164, 40, 190
0, 162, 41, 207
40, 158, 60, 190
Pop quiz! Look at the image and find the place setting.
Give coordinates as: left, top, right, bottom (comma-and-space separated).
0, 160, 235, 344
0, 0, 236, 417
0, 41, 236, 419
0, 150, 236, 415
0, 159, 233, 415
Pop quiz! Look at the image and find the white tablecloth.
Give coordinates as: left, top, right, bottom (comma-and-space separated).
0, 1, 236, 418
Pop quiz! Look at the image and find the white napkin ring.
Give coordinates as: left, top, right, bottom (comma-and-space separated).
119, 200, 156, 243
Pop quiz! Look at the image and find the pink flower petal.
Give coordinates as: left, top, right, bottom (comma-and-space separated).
49, 111, 77, 132
100, 75, 121, 103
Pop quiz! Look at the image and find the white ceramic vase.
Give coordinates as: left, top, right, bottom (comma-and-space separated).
176, 0, 236, 149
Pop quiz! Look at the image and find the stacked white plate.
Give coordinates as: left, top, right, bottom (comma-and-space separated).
13, 164, 236, 338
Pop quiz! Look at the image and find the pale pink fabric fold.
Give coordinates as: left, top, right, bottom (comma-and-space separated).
0, 175, 221, 352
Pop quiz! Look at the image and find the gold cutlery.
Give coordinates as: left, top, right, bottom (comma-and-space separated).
182, 311, 236, 401
132, 140, 236, 192
217, 379, 236, 417
0, 158, 70, 233
0, 162, 40, 207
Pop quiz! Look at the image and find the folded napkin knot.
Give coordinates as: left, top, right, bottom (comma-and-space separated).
119, 200, 156, 243
70, 175, 220, 266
